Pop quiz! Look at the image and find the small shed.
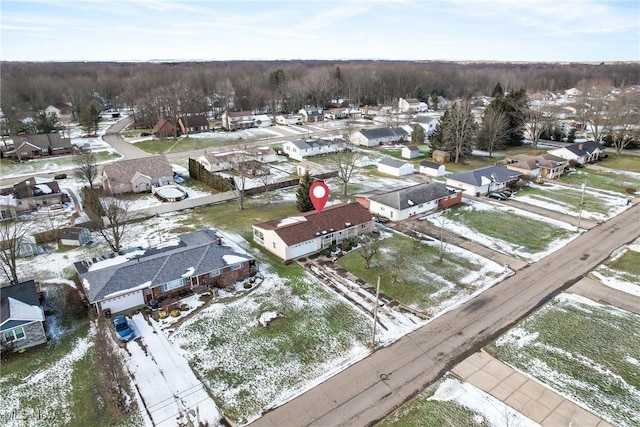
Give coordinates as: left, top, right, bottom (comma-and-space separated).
402, 146, 421, 159
420, 161, 446, 177
60, 227, 91, 247
432, 150, 451, 163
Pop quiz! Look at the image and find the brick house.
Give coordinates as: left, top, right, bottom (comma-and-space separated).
13, 133, 73, 162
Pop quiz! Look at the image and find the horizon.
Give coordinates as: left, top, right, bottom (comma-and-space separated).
1, 0, 639, 63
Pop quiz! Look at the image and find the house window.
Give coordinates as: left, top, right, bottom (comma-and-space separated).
361, 222, 369, 229
230, 263, 242, 271
208, 269, 221, 277
272, 242, 276, 249
3, 327, 25, 342
160, 278, 186, 292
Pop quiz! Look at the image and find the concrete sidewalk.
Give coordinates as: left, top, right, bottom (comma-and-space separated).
568, 276, 640, 315
452, 351, 613, 427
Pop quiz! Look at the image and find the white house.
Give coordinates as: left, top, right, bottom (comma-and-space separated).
366, 182, 462, 221
282, 138, 345, 161
402, 146, 421, 159
252, 203, 374, 261
398, 98, 421, 113
350, 127, 409, 147
222, 111, 254, 131
412, 115, 440, 137
445, 166, 521, 196
548, 141, 605, 165
377, 158, 414, 177
275, 114, 304, 125
419, 161, 446, 177
252, 114, 272, 127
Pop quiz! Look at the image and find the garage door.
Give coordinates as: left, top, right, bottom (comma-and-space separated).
101, 291, 145, 314
290, 240, 317, 259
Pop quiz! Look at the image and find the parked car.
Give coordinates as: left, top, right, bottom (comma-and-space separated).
140, 132, 152, 137
487, 192, 508, 200
112, 315, 133, 342
54, 173, 67, 179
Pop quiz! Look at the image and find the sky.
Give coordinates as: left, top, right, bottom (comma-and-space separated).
1, 0, 638, 63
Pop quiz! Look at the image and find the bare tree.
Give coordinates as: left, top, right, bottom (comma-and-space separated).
435, 215, 450, 262
73, 151, 98, 189
446, 101, 477, 164
358, 235, 380, 269
0, 220, 33, 284
603, 92, 640, 154
525, 102, 557, 149
477, 108, 509, 156
328, 145, 361, 197
271, 285, 294, 316
229, 148, 250, 210
257, 170, 274, 205
574, 79, 612, 143
99, 198, 133, 253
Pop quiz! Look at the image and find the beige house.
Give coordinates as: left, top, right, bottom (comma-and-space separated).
101, 155, 174, 195
222, 111, 254, 131
252, 203, 374, 261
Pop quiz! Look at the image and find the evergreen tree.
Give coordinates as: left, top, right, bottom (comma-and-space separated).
429, 94, 440, 111
79, 104, 100, 135
411, 125, 425, 145
491, 82, 504, 98
414, 86, 426, 102
35, 112, 59, 134
485, 88, 528, 147
296, 171, 314, 212
427, 102, 476, 163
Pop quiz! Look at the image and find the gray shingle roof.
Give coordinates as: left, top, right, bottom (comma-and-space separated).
1, 280, 39, 324
446, 166, 521, 186
370, 183, 452, 210
359, 127, 408, 140
420, 161, 442, 169
565, 141, 604, 155
76, 229, 252, 303
378, 158, 411, 168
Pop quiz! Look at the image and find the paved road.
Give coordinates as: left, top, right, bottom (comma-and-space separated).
251, 203, 640, 427
102, 115, 149, 159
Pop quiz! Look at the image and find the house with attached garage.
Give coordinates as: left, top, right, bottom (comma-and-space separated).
363, 182, 462, 221
445, 166, 521, 196
502, 153, 569, 179
12, 132, 73, 162
13, 176, 67, 213
75, 229, 256, 316
275, 113, 304, 126
377, 158, 414, 177
548, 141, 605, 165
101, 155, 174, 195
1, 280, 47, 351
222, 111, 255, 131
282, 138, 346, 161
252, 203, 374, 262
350, 127, 409, 147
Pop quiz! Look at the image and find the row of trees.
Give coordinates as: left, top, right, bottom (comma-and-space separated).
2, 60, 638, 134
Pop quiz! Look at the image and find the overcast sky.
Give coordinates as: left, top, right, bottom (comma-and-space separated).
1, 0, 638, 63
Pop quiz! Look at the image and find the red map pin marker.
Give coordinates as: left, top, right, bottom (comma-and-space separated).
310, 181, 330, 213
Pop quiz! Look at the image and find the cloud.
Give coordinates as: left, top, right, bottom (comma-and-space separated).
293, 2, 372, 31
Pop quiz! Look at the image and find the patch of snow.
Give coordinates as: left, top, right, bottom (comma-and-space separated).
223, 254, 250, 265
258, 311, 280, 327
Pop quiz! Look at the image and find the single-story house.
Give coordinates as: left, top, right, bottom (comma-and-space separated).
445, 166, 521, 196
275, 114, 304, 126
198, 146, 278, 173
548, 141, 605, 165
502, 153, 569, 179
377, 158, 414, 177
419, 161, 446, 177
282, 138, 346, 161
402, 146, 421, 159
411, 115, 440, 137
296, 160, 324, 176
350, 127, 409, 147
178, 115, 209, 134
252, 203, 374, 261
1, 280, 47, 351
324, 108, 348, 120
252, 114, 273, 127
13, 177, 65, 212
365, 182, 462, 221
13, 133, 73, 162
0, 195, 18, 221
222, 111, 255, 131
299, 107, 325, 122
101, 155, 174, 195
152, 118, 175, 138
60, 227, 92, 247
75, 229, 256, 315
363, 105, 393, 119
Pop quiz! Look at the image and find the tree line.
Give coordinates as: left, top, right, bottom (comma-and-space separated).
1, 60, 638, 132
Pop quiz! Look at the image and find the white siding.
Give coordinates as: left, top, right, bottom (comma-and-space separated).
99, 291, 145, 314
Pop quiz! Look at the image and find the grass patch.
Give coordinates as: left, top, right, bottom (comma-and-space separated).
558, 169, 640, 195
445, 204, 574, 252
517, 186, 610, 214
120, 128, 152, 138
486, 294, 640, 427
378, 375, 495, 427
599, 152, 640, 172
338, 233, 501, 311
0, 151, 122, 177
596, 247, 640, 284
134, 135, 247, 154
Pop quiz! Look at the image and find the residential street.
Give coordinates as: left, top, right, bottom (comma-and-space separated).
250, 202, 640, 427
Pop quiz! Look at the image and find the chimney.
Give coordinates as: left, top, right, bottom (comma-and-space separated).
578, 143, 584, 150
216, 237, 221, 245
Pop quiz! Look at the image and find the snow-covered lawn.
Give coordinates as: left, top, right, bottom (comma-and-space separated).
592, 242, 640, 297
380, 375, 539, 427
425, 199, 579, 262
487, 293, 640, 427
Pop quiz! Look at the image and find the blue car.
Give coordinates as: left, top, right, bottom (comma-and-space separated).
112, 315, 133, 342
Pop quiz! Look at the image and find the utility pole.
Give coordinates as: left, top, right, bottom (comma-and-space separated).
371, 276, 380, 348
576, 180, 586, 231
